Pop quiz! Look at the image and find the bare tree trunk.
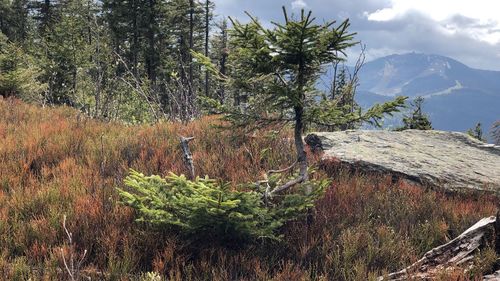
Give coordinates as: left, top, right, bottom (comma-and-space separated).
219, 21, 227, 103
188, 0, 194, 110
146, 0, 157, 83
93, 17, 102, 117
294, 59, 309, 193
331, 60, 338, 100
204, 0, 209, 98
132, 0, 139, 77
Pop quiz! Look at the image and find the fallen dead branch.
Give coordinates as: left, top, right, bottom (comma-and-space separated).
379, 214, 500, 280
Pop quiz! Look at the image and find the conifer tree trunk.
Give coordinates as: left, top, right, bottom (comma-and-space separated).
219, 30, 226, 102
297, 54, 309, 190
86, 0, 92, 45
0, 12, 3, 32
41, 0, 52, 32
204, 0, 209, 98
188, 0, 194, 109
294, 105, 308, 184
331, 61, 338, 100
146, 0, 157, 83
133, 0, 138, 77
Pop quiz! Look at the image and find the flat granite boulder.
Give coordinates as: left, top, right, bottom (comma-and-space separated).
309, 130, 500, 193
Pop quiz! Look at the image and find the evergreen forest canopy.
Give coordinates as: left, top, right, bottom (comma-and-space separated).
1, 0, 219, 121
0, 0, 406, 125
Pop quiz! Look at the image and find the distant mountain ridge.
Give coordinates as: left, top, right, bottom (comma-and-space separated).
357, 53, 500, 97
352, 52, 500, 140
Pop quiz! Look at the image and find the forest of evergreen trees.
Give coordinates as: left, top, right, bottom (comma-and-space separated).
1, 0, 230, 122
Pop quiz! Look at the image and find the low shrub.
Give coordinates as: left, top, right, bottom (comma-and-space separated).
118, 170, 328, 244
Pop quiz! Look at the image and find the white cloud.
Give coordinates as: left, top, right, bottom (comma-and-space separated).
211, 0, 500, 70
366, 0, 500, 22
365, 0, 500, 44
291, 0, 307, 10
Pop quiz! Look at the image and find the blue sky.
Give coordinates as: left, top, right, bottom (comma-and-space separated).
212, 0, 500, 71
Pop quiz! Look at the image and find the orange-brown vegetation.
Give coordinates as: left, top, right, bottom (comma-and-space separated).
0, 97, 497, 280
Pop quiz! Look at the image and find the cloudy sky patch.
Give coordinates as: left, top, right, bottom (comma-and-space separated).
366, 0, 500, 45
212, 0, 500, 70
291, 0, 308, 10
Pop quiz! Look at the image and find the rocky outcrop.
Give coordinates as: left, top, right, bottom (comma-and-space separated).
309, 130, 500, 193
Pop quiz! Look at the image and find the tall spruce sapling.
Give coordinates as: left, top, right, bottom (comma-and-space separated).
0, 33, 47, 101
468, 122, 486, 142
399, 96, 432, 131
193, 7, 406, 196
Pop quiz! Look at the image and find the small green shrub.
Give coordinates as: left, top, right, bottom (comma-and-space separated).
10, 256, 30, 281
117, 170, 327, 243
468, 246, 498, 278
139, 271, 164, 281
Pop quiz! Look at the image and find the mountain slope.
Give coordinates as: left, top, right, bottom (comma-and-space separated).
353, 53, 500, 139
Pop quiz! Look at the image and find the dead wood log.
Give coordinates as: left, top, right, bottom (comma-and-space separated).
379, 216, 499, 281
484, 270, 500, 280
180, 136, 195, 180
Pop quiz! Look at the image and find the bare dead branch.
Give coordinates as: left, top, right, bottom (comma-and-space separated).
268, 160, 297, 175
61, 215, 87, 281
274, 72, 289, 87
268, 174, 306, 196
114, 53, 163, 121
379, 215, 499, 280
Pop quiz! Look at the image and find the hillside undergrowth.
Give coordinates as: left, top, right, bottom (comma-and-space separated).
0, 97, 497, 280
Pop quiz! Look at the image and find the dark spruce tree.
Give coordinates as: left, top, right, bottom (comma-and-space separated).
194, 7, 407, 196
399, 96, 433, 130
209, 18, 229, 103
467, 122, 486, 142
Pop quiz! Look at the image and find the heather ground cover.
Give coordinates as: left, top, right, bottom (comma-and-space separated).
0, 97, 497, 280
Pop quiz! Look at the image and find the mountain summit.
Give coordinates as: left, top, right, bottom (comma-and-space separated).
355, 53, 500, 137
358, 52, 500, 97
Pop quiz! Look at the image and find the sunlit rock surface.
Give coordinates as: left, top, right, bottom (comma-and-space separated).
310, 130, 500, 192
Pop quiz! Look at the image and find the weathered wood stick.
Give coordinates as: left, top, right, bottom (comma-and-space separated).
180, 136, 195, 180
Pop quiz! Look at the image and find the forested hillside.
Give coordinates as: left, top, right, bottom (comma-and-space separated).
1, 0, 223, 121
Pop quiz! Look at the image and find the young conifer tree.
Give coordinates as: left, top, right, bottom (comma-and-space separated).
400, 96, 433, 130
467, 122, 485, 142
194, 8, 406, 196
